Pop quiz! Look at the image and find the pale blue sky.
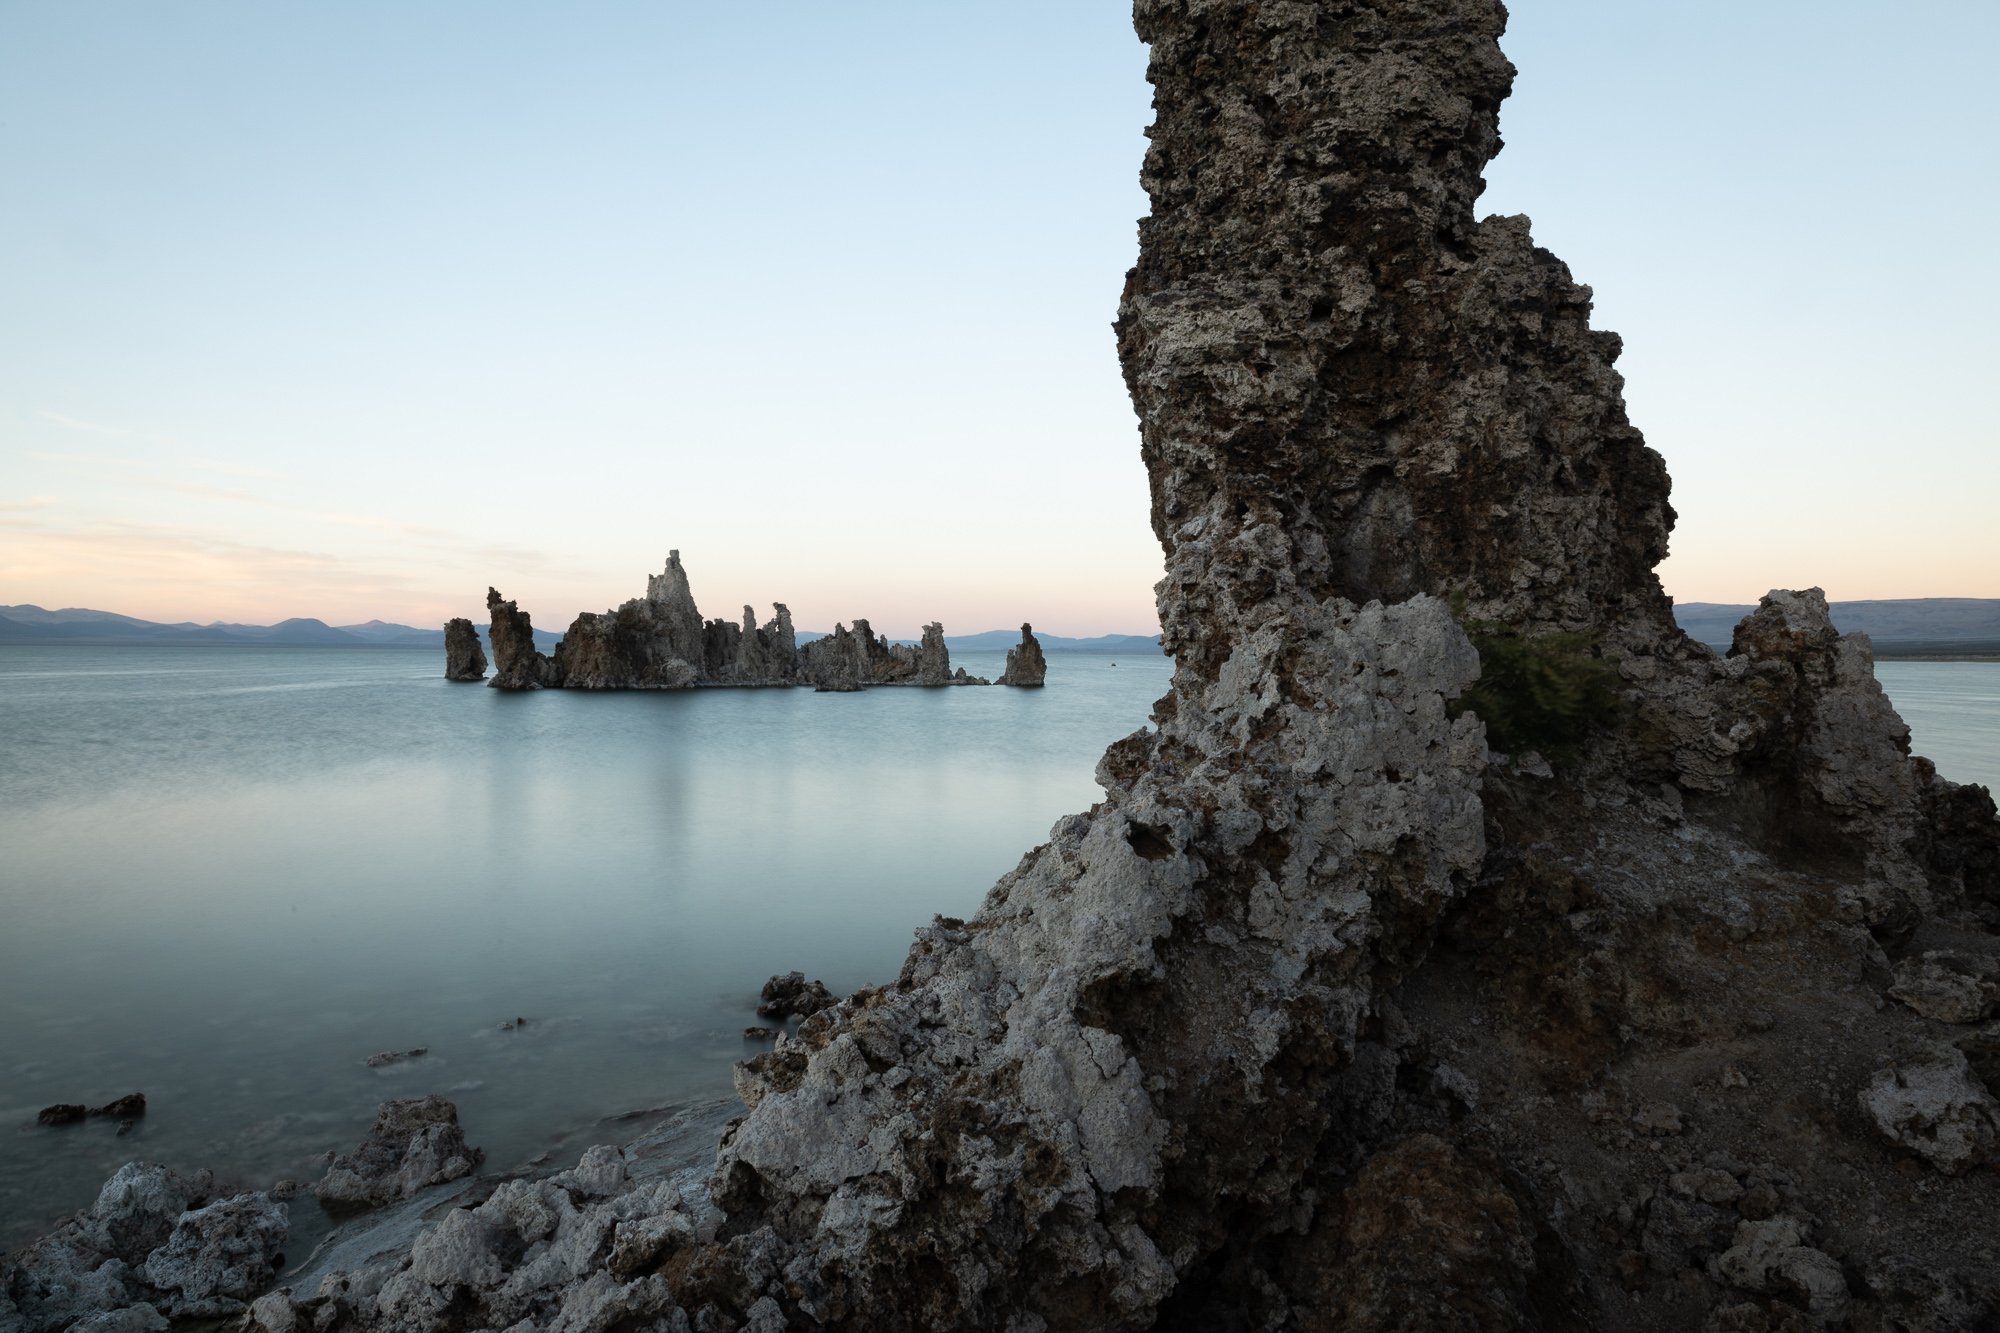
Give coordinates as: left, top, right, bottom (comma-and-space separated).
2, 2, 1994, 635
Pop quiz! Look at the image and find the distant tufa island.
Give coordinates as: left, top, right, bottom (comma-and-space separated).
457, 552, 1048, 692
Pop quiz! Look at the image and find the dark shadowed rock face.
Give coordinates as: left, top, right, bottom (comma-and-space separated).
798, 618, 988, 690
997, 623, 1047, 686
442, 618, 486, 682
483, 589, 557, 691
488, 553, 987, 692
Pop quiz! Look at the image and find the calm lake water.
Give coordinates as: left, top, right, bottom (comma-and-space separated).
0, 645, 1171, 1254
0, 648, 1994, 1255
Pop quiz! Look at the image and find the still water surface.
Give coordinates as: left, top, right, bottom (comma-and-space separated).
0, 649, 1994, 1254
0, 645, 1170, 1253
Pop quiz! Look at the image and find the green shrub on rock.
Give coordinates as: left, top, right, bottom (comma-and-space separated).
1449, 595, 1625, 763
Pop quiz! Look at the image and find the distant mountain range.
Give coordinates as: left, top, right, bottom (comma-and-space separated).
0, 605, 563, 650
1673, 598, 2000, 654
0, 605, 1149, 655
8, 599, 1993, 657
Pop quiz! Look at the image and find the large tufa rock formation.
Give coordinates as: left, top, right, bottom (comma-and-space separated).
678, 1, 1998, 1329
479, 553, 989, 692
442, 618, 486, 682
997, 623, 1047, 686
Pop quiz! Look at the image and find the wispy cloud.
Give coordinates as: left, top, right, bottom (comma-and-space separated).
37, 410, 177, 444
191, 457, 290, 481
25, 449, 150, 468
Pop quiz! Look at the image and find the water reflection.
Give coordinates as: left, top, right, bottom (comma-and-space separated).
0, 645, 1169, 1252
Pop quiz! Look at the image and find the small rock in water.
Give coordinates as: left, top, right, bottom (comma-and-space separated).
362, 1048, 428, 1068
269, 1179, 304, 1201
756, 971, 836, 1020
89, 1093, 147, 1119
443, 616, 488, 682
314, 1094, 482, 1209
997, 623, 1047, 687
116, 1119, 136, 1137
743, 1026, 776, 1041
37, 1103, 87, 1126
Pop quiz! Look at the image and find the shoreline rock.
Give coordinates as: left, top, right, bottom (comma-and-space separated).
1, 1162, 285, 1332
313, 1096, 482, 1212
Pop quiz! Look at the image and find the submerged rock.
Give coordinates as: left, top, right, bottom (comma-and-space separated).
314, 1096, 482, 1209
35, 1104, 85, 1127
362, 1048, 429, 1068
997, 623, 1046, 687
140, 1193, 288, 1318
755, 973, 836, 1021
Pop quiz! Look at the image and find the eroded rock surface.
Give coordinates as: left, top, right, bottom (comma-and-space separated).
997, 624, 1047, 687
2, 1162, 286, 1332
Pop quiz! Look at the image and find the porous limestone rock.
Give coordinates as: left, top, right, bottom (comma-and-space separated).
140, 1192, 288, 1317
1717, 1217, 1848, 1325
303, 1144, 699, 1333
315, 1096, 482, 1209
997, 624, 1047, 687
1890, 951, 2000, 1024
708, 595, 1488, 1327
1858, 1042, 2000, 1175
2, 1163, 217, 1333
443, 618, 487, 682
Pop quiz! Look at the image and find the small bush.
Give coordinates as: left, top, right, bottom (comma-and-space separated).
1449, 595, 1624, 763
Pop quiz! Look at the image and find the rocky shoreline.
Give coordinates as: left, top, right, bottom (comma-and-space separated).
455, 552, 1047, 694
2, 1093, 742, 1333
